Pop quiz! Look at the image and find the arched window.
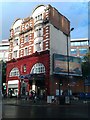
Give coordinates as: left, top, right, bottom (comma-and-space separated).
30, 63, 45, 74
9, 67, 20, 77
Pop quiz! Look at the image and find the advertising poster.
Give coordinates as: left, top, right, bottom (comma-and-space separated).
53, 54, 82, 76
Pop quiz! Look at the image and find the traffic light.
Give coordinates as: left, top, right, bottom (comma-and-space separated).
60, 81, 63, 86
4, 85, 6, 90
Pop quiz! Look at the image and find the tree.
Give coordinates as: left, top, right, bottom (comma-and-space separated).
82, 52, 90, 77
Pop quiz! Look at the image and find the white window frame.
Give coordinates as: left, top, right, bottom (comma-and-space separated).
30, 63, 45, 74
14, 39, 18, 46
9, 68, 20, 77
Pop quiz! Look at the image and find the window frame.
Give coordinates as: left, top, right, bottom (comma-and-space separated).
23, 64, 27, 72
24, 35, 28, 43
9, 68, 20, 77
24, 47, 28, 56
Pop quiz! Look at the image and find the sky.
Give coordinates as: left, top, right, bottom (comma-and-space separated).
0, 0, 89, 40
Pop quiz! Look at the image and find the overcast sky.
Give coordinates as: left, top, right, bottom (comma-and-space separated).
0, 0, 89, 40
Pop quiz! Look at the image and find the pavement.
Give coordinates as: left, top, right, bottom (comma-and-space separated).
2, 98, 90, 118
2, 97, 50, 106
2, 97, 90, 107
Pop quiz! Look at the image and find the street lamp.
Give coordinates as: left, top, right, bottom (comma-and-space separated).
67, 27, 74, 95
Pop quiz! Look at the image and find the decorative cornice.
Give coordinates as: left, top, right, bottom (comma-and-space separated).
19, 27, 33, 35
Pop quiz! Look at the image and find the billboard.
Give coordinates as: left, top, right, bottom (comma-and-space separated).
53, 54, 82, 76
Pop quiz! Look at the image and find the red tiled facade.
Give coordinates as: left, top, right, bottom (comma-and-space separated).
6, 50, 50, 96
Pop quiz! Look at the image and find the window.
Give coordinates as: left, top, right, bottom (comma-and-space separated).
36, 42, 41, 51
71, 41, 88, 46
35, 14, 42, 22
15, 26, 20, 33
24, 35, 28, 43
35, 42, 42, 52
76, 42, 80, 46
38, 28, 42, 36
35, 27, 42, 37
23, 65, 26, 72
14, 39, 18, 46
38, 14, 42, 20
14, 50, 18, 58
30, 63, 45, 74
79, 48, 88, 54
70, 49, 77, 54
25, 23, 29, 29
9, 68, 20, 77
35, 29, 38, 37
39, 14, 42, 20
35, 16, 37, 22
80, 41, 88, 46
71, 42, 74, 46
25, 48, 28, 56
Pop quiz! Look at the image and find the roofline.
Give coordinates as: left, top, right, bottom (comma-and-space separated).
71, 38, 88, 41
32, 4, 45, 14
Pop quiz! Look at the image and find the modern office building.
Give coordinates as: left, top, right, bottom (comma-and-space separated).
0, 39, 9, 61
6, 4, 82, 98
70, 38, 90, 93
0, 39, 9, 95
70, 38, 90, 59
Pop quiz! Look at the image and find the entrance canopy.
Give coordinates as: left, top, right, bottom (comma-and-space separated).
19, 73, 45, 80
19, 63, 45, 83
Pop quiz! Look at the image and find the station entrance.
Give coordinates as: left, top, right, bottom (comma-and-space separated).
29, 73, 46, 99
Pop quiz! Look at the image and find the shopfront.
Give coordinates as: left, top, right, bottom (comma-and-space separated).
7, 80, 19, 97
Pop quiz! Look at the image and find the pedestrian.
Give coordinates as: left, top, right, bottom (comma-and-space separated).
29, 92, 32, 100
25, 91, 29, 100
34, 95, 37, 103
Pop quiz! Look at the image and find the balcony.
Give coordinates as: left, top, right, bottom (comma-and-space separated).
34, 19, 43, 27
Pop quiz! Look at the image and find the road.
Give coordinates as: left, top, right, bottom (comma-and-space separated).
1, 98, 90, 119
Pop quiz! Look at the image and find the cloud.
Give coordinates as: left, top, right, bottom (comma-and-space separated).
1, 2, 88, 39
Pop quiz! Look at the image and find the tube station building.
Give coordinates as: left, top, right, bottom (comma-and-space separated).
6, 4, 83, 98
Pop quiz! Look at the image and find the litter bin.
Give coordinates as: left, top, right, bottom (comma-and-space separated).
59, 96, 65, 105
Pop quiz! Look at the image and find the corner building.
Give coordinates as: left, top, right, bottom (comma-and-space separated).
6, 4, 71, 97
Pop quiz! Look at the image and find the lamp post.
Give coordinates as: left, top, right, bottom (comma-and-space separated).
67, 28, 74, 96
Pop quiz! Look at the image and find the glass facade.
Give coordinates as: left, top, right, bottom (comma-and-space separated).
71, 41, 88, 46
79, 48, 88, 54
70, 49, 77, 54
